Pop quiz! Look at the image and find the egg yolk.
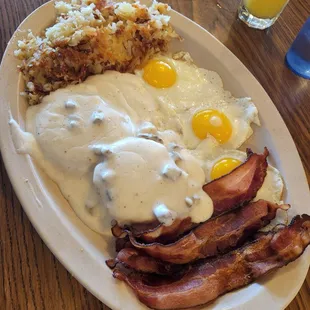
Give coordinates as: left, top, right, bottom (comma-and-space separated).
143, 59, 177, 88
192, 109, 232, 143
211, 158, 242, 180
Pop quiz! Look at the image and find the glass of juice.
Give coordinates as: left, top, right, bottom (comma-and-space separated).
286, 18, 310, 79
238, 0, 289, 30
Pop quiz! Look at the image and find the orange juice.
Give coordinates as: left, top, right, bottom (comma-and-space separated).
244, 0, 288, 19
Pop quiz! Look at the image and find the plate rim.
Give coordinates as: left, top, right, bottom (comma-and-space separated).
0, 1, 309, 309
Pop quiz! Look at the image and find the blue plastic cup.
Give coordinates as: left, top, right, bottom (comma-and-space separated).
285, 18, 310, 79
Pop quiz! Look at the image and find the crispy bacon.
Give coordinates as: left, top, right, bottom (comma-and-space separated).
112, 149, 269, 243
129, 200, 290, 264
106, 248, 186, 276
112, 218, 194, 244
115, 236, 132, 252
203, 148, 269, 217
113, 214, 310, 310
132, 217, 194, 244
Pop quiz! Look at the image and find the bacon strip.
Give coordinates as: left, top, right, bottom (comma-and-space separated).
131, 217, 194, 244
113, 214, 310, 310
112, 217, 194, 244
112, 148, 269, 243
203, 148, 269, 217
106, 248, 186, 276
128, 200, 289, 264
115, 236, 132, 252
111, 202, 289, 275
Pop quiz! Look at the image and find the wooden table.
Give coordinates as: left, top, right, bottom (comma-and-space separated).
0, 0, 309, 309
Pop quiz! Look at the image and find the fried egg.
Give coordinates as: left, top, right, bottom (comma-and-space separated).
204, 149, 284, 204
136, 55, 260, 153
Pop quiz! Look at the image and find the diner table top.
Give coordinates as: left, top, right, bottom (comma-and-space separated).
0, 0, 309, 309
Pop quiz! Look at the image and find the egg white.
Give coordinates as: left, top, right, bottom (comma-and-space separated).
254, 165, 284, 205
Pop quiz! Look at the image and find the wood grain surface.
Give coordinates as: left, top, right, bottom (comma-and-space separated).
0, 0, 309, 309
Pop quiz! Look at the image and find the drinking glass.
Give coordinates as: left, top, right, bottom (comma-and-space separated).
286, 18, 310, 79
238, 0, 289, 30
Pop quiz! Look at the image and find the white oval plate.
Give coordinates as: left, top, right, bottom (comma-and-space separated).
0, 1, 309, 310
